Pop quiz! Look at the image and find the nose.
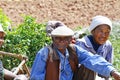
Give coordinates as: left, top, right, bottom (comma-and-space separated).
101, 33, 106, 37
101, 32, 109, 38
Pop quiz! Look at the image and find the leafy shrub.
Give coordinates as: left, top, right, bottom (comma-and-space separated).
1, 16, 51, 69
110, 22, 120, 71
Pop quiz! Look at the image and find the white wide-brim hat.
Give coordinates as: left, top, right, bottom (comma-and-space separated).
51, 27, 74, 37
89, 15, 112, 32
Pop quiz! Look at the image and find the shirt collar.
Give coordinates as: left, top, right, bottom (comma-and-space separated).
56, 48, 69, 59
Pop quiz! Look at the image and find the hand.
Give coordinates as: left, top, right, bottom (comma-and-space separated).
14, 74, 28, 80
111, 70, 120, 80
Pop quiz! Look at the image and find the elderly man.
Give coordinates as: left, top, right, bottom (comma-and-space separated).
30, 25, 120, 80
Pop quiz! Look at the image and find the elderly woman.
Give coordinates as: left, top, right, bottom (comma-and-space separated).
76, 15, 113, 80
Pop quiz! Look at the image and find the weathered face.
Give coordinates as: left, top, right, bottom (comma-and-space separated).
52, 36, 72, 51
0, 32, 4, 46
91, 24, 111, 44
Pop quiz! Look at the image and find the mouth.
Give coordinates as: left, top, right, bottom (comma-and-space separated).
99, 39, 106, 44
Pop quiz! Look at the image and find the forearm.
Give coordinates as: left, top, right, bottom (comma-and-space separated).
4, 69, 17, 80
110, 70, 120, 80
80, 55, 115, 77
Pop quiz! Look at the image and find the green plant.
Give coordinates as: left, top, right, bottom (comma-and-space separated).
1, 16, 51, 69
110, 22, 120, 72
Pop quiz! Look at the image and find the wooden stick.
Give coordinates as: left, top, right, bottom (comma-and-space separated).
13, 60, 26, 75
0, 51, 27, 60
0, 51, 30, 78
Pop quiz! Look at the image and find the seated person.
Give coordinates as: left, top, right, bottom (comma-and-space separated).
75, 15, 113, 80
0, 24, 27, 80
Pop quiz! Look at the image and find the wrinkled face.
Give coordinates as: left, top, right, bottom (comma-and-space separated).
91, 24, 111, 44
0, 32, 4, 46
52, 36, 72, 51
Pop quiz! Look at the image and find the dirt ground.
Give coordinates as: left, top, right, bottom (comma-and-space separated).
0, 0, 120, 29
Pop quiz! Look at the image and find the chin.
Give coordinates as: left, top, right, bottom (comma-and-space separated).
99, 42, 105, 45
57, 46, 66, 50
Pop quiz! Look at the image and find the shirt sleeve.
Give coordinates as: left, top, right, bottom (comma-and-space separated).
30, 47, 49, 80
75, 45, 115, 77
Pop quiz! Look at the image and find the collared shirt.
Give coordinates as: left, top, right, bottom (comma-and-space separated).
76, 35, 113, 63
87, 35, 101, 51
30, 44, 114, 80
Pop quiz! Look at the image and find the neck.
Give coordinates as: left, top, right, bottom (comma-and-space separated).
58, 49, 66, 55
52, 44, 66, 55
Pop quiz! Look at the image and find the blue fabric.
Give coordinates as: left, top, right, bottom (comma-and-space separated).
30, 44, 114, 80
76, 35, 113, 63
87, 35, 101, 51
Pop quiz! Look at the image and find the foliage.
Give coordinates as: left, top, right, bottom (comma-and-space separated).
110, 22, 120, 72
0, 16, 51, 69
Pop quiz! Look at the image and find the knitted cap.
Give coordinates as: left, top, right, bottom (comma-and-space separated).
89, 15, 112, 32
